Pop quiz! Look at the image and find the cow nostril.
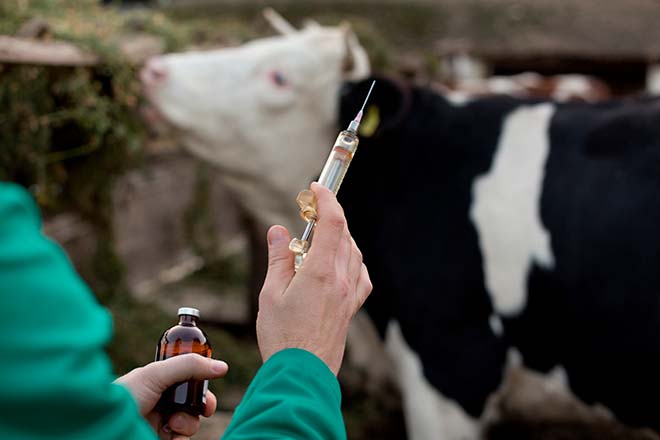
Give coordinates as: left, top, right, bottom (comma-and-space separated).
141, 58, 168, 88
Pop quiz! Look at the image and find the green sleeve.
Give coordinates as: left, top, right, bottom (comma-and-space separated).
0, 183, 156, 440
222, 349, 346, 440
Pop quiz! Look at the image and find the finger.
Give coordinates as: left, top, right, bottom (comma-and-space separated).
157, 422, 174, 440
167, 412, 200, 438
145, 412, 165, 438
306, 182, 345, 267
261, 225, 294, 297
347, 236, 363, 288
356, 263, 373, 309
145, 354, 228, 393
334, 224, 352, 282
147, 412, 174, 440
203, 390, 218, 417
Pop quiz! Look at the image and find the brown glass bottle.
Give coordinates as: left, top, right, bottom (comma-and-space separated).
155, 307, 212, 416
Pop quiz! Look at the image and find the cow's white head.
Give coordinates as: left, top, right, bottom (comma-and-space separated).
141, 10, 370, 230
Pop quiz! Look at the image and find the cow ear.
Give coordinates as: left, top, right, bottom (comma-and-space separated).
340, 22, 370, 81
340, 76, 409, 138
303, 18, 321, 30
263, 8, 297, 35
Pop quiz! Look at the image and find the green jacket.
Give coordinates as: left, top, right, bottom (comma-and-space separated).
0, 182, 346, 440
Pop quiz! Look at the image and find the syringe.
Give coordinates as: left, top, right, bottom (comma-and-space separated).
289, 80, 375, 270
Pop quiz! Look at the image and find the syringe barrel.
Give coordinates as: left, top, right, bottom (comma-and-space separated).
318, 130, 359, 194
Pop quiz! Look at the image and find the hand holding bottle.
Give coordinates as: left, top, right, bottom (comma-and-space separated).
115, 350, 228, 439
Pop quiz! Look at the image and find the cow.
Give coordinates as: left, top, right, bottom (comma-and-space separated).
337, 76, 660, 438
140, 11, 660, 440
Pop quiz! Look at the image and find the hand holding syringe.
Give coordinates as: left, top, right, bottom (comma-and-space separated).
289, 81, 375, 270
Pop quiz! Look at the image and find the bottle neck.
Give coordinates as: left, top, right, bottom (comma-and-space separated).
178, 315, 198, 326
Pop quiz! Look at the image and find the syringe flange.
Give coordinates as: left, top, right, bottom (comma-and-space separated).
289, 220, 316, 270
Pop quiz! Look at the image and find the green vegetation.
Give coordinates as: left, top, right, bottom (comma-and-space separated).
0, 0, 255, 52
0, 0, 254, 300
1, 0, 145, 304
0, 0, 260, 387
0, 62, 142, 302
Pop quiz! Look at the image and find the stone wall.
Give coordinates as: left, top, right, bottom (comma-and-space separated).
43, 149, 245, 296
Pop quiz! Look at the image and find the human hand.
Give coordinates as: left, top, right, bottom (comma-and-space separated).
256, 182, 373, 375
114, 354, 228, 439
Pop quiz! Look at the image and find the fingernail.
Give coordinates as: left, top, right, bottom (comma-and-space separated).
162, 423, 172, 433
211, 359, 228, 374
268, 226, 287, 246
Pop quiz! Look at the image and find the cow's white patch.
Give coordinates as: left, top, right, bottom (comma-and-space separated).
552, 75, 591, 102
486, 77, 528, 96
489, 314, 504, 337
385, 320, 480, 440
470, 103, 556, 315
442, 52, 488, 82
647, 63, 660, 95
445, 91, 473, 106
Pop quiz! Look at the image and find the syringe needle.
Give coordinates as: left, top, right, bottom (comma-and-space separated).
348, 80, 376, 132
359, 80, 376, 115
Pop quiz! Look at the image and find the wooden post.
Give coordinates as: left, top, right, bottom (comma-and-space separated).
0, 35, 99, 66
0, 34, 164, 66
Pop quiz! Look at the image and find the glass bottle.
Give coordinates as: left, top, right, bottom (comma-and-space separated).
155, 307, 212, 416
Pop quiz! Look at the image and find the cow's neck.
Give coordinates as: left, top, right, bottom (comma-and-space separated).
222, 172, 302, 233
242, 126, 337, 232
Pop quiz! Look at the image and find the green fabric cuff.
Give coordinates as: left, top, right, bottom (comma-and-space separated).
263, 348, 341, 404
221, 347, 345, 439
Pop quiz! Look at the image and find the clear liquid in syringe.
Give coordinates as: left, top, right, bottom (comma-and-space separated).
318, 145, 355, 194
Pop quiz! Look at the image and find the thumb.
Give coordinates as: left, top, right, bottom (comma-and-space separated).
145, 354, 228, 393
262, 225, 295, 295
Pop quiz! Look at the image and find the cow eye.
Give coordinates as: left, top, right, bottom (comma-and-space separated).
269, 70, 289, 88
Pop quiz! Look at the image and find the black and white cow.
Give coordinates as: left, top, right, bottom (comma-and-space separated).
337, 75, 660, 438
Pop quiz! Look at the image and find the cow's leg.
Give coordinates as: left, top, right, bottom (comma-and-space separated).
385, 320, 481, 440
345, 311, 395, 394
484, 349, 620, 434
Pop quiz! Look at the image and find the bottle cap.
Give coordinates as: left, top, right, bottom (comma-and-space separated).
177, 307, 200, 318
